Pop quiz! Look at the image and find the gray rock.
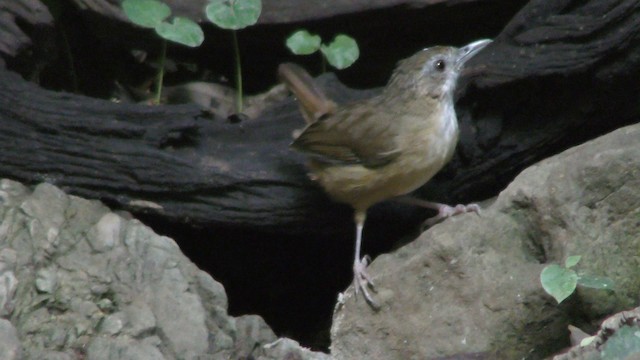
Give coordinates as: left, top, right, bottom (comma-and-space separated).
0, 179, 327, 359
260, 338, 332, 360
87, 336, 165, 360
39, 352, 75, 360
554, 306, 640, 360
100, 312, 125, 335
234, 314, 278, 358
0, 318, 20, 359
0, 248, 17, 316
150, 268, 209, 355
331, 123, 640, 359
87, 213, 123, 252
123, 299, 156, 337
35, 267, 57, 294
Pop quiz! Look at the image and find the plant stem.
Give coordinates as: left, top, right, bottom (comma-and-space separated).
154, 39, 167, 105
232, 30, 243, 113
320, 52, 327, 74
60, 27, 78, 93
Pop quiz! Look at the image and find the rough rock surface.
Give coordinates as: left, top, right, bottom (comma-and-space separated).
0, 180, 329, 360
331, 123, 640, 359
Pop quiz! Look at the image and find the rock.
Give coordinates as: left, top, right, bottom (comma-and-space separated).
331, 123, 640, 359
554, 306, 640, 360
86, 336, 165, 360
0, 179, 327, 359
223, 314, 326, 359
0, 318, 20, 359
87, 213, 123, 252
261, 338, 332, 360
0, 248, 18, 316
234, 314, 278, 357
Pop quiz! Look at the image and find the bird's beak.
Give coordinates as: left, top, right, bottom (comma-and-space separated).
455, 39, 492, 68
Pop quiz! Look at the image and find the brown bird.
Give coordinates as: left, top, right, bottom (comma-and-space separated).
280, 39, 492, 306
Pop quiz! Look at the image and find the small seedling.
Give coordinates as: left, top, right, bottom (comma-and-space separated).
122, 0, 204, 104
286, 30, 321, 56
321, 35, 360, 70
540, 255, 614, 303
206, 0, 262, 114
286, 30, 359, 72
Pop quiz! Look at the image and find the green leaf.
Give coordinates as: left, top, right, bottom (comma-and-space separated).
579, 335, 596, 347
320, 34, 359, 70
540, 264, 578, 303
577, 274, 615, 290
601, 325, 640, 360
565, 255, 581, 268
155, 17, 204, 47
122, 0, 171, 28
286, 30, 321, 55
206, 0, 261, 30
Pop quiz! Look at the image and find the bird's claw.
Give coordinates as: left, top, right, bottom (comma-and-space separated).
353, 256, 379, 308
423, 203, 481, 229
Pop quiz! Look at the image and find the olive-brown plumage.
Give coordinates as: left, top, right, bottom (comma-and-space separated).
282, 39, 491, 306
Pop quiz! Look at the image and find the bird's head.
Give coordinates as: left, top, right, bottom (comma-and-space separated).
386, 39, 492, 100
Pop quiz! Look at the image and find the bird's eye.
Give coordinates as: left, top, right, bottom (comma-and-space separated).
434, 59, 446, 71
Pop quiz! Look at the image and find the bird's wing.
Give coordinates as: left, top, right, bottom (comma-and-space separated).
291, 101, 402, 168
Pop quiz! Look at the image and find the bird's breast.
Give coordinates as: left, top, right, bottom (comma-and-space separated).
392, 104, 459, 191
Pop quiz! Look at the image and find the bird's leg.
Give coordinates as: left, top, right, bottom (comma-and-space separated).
352, 210, 378, 307
395, 196, 480, 228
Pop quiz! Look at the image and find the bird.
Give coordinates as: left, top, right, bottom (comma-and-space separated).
280, 39, 492, 306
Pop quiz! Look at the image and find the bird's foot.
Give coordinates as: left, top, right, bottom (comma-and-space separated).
353, 255, 379, 308
423, 203, 481, 229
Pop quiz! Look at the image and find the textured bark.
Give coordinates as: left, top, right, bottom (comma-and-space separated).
473, 0, 640, 86
0, 67, 330, 232
0, 0, 52, 56
66, 0, 486, 24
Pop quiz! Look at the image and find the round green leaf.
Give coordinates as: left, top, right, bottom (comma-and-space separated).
206, 0, 261, 30
320, 34, 359, 70
286, 30, 321, 55
577, 274, 614, 290
540, 264, 578, 304
565, 255, 581, 268
122, 0, 171, 28
155, 17, 204, 47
